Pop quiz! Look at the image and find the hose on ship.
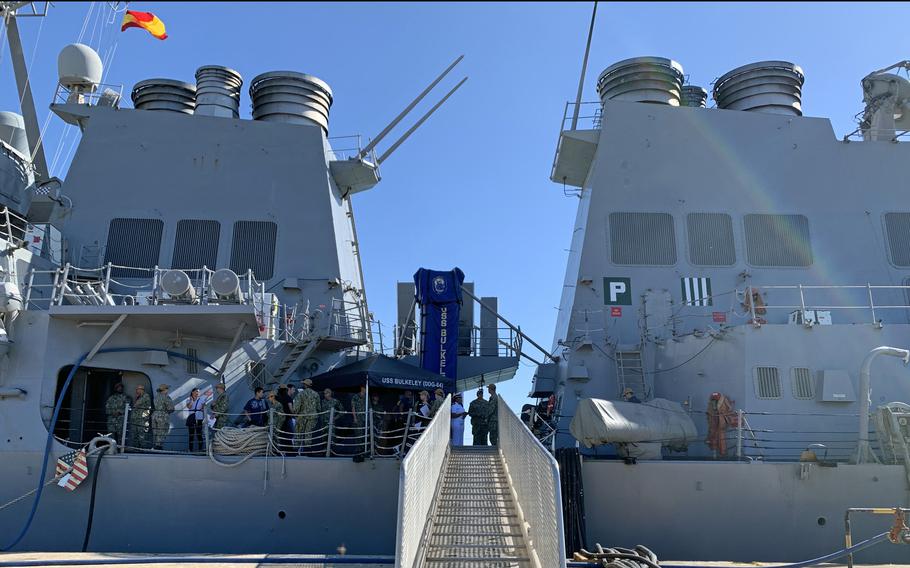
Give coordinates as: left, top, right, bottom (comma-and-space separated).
1, 347, 218, 552
80, 442, 111, 552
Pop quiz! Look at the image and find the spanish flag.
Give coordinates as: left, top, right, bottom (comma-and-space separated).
121, 10, 168, 40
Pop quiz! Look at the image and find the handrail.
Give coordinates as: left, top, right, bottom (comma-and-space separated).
394, 395, 451, 568
744, 283, 910, 326
498, 396, 567, 568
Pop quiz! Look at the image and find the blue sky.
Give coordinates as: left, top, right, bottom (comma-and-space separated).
2, 2, 909, 421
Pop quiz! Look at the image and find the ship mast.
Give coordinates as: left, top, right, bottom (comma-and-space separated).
0, 2, 50, 182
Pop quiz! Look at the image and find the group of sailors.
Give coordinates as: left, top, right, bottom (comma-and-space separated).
104, 378, 501, 454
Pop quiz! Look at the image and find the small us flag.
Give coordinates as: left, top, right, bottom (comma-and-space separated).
681, 277, 713, 307
56, 449, 88, 491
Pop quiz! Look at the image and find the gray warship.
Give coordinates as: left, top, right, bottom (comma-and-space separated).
0, 2, 909, 567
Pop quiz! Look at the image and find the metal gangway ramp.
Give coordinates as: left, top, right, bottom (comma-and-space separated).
394, 396, 566, 568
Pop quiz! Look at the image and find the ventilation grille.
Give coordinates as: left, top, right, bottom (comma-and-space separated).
744, 214, 812, 267
791, 367, 814, 400
754, 367, 782, 399
230, 221, 277, 280
104, 218, 163, 278
687, 213, 735, 266
186, 347, 199, 374
609, 212, 677, 265
884, 213, 910, 266
172, 220, 220, 270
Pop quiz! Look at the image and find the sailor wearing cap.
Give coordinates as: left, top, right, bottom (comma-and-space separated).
622, 387, 641, 404
293, 378, 321, 450
105, 382, 131, 437
429, 387, 446, 417
211, 382, 230, 430
450, 393, 467, 446
152, 383, 175, 450
129, 384, 152, 449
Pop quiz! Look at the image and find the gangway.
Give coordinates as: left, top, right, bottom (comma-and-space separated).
394, 396, 566, 568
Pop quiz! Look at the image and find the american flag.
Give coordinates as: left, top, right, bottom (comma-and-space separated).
56, 449, 88, 492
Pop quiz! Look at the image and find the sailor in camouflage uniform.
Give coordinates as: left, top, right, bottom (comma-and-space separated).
351, 385, 366, 426
429, 388, 446, 417
486, 383, 499, 446
320, 388, 344, 429
129, 384, 152, 449
151, 383, 175, 450
211, 382, 230, 429
105, 382, 131, 437
294, 378, 321, 448
468, 389, 490, 446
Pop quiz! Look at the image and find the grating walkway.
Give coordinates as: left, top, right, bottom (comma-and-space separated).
419, 446, 532, 568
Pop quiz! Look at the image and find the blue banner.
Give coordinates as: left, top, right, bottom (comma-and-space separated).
414, 267, 465, 390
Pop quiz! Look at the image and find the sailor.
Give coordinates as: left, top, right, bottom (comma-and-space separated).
413, 390, 432, 431
468, 389, 490, 446
486, 384, 499, 446
450, 393, 467, 446
622, 387, 642, 404
211, 382, 230, 429
429, 388, 446, 417
129, 384, 152, 449
294, 378, 321, 449
151, 384, 175, 450
105, 382, 131, 437
351, 385, 366, 426
267, 389, 284, 430
320, 388, 344, 428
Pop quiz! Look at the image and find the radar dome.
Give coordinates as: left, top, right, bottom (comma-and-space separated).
57, 43, 103, 89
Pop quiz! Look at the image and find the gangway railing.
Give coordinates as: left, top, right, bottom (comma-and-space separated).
498, 396, 567, 568
394, 395, 450, 568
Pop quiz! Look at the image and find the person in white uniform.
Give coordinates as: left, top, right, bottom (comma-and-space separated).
450, 393, 467, 446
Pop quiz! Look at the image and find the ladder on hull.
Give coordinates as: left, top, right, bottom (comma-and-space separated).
418, 447, 532, 568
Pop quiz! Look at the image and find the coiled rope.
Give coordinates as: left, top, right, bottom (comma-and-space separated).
208, 426, 269, 468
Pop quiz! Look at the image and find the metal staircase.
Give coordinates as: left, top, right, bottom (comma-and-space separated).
273, 338, 318, 382
420, 447, 531, 567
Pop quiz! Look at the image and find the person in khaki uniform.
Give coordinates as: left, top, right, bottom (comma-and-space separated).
151, 384, 175, 450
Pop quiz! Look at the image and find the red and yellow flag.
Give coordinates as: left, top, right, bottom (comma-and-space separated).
121, 10, 168, 40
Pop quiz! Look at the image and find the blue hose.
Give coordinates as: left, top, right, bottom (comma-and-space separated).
567, 530, 893, 568
1, 347, 219, 552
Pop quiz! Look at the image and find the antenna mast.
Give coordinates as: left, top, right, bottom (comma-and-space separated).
570, 1, 598, 130
1, 2, 51, 181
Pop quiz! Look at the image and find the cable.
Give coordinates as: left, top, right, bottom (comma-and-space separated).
1, 347, 217, 552
80, 445, 110, 551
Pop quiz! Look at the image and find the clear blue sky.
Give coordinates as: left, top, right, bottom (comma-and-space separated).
2, 2, 909, 418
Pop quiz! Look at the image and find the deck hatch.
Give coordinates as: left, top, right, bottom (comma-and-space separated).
229, 221, 277, 280
791, 367, 814, 400
608, 212, 676, 265
754, 366, 782, 399
743, 214, 812, 267
172, 219, 220, 270
686, 213, 735, 266
104, 218, 164, 278
884, 213, 910, 266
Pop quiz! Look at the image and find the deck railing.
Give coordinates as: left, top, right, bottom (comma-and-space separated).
744, 284, 910, 326
498, 396, 566, 568
394, 395, 451, 568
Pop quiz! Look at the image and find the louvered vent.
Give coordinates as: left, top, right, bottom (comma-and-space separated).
104, 218, 163, 278
744, 214, 812, 267
186, 347, 199, 374
172, 220, 220, 270
884, 213, 910, 266
230, 221, 277, 280
687, 213, 735, 266
754, 366, 782, 399
791, 367, 814, 400
609, 212, 677, 265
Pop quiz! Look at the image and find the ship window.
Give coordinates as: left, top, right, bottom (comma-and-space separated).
754, 366, 782, 399
884, 213, 910, 266
104, 218, 163, 278
743, 214, 812, 267
229, 221, 277, 280
609, 212, 677, 265
791, 367, 814, 400
50, 366, 152, 445
172, 220, 220, 270
687, 213, 735, 266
